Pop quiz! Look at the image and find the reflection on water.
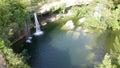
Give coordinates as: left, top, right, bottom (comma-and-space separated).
26, 26, 120, 68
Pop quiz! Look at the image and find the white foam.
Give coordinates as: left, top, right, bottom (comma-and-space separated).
26, 39, 32, 43
28, 36, 32, 40
34, 31, 44, 36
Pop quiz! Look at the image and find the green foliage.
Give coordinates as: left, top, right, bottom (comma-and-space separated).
0, 38, 5, 49
100, 5, 120, 30
0, 2, 11, 27
70, 5, 94, 18
0, 0, 29, 26
110, 36, 120, 67
0, 0, 34, 37
0, 0, 31, 67
51, 3, 66, 14
0, 38, 30, 68
0, 0, 30, 38
32, 0, 59, 5
96, 35, 120, 68
95, 54, 115, 68
0, 0, 120, 68
2, 47, 30, 68
32, 0, 47, 3
113, 0, 120, 6
80, 0, 120, 30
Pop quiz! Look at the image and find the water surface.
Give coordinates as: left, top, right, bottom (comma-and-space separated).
27, 26, 120, 68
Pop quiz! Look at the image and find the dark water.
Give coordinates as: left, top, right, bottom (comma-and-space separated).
26, 26, 120, 68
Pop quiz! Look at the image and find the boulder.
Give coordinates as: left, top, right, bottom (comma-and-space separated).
79, 17, 86, 24
61, 20, 75, 30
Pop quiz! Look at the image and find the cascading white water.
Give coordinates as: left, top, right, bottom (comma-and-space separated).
34, 12, 43, 36
25, 21, 32, 43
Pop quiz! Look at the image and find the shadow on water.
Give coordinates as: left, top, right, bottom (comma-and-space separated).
26, 29, 94, 68
88, 30, 120, 64
25, 21, 120, 68
26, 33, 72, 68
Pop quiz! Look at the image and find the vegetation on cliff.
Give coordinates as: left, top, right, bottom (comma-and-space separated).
0, 0, 120, 68
0, 0, 31, 68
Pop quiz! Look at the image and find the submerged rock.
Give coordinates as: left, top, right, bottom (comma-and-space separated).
75, 27, 82, 32
72, 31, 80, 39
61, 20, 75, 30
84, 29, 91, 33
66, 30, 80, 40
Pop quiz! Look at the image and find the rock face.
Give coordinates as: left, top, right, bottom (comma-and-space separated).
94, 3, 103, 18
64, 0, 93, 7
37, 0, 93, 14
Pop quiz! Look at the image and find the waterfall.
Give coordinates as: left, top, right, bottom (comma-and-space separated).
34, 12, 43, 36
25, 21, 32, 43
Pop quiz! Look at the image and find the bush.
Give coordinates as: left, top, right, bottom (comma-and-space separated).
96, 35, 120, 68
0, 0, 31, 67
